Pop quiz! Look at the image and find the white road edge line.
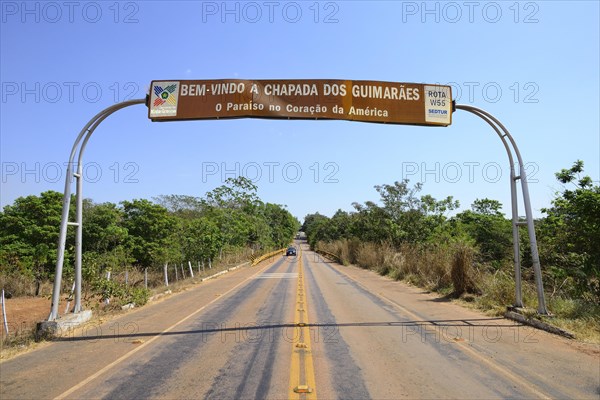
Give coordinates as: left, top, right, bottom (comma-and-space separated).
54, 260, 275, 400
312, 252, 553, 400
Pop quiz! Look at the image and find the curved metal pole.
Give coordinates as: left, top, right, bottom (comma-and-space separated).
455, 104, 548, 314
49, 98, 146, 321
72, 109, 128, 313
464, 108, 523, 308
456, 106, 523, 308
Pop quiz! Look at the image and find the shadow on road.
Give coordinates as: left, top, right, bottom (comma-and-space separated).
53, 317, 523, 342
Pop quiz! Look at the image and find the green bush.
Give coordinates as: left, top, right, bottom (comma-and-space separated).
92, 278, 125, 302
126, 286, 150, 306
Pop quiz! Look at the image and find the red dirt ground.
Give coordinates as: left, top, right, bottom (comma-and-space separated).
0, 296, 52, 340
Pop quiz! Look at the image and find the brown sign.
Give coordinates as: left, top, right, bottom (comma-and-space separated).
148, 79, 452, 126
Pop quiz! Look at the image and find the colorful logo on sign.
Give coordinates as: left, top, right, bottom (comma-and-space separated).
149, 81, 179, 118
153, 84, 178, 107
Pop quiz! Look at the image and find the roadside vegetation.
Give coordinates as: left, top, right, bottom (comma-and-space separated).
0, 177, 299, 345
304, 161, 599, 343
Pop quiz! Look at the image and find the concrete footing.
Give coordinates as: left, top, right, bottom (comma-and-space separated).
505, 307, 575, 339
35, 310, 93, 341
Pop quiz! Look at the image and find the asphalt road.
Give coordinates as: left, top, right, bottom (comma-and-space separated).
1, 243, 599, 399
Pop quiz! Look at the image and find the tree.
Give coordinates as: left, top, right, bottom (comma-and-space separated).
539, 160, 600, 300
303, 181, 459, 247
264, 203, 300, 248
454, 199, 512, 263
121, 199, 177, 268
202, 177, 263, 252
350, 202, 394, 243
471, 198, 503, 215
153, 194, 205, 219
371, 180, 459, 244
302, 213, 328, 235
374, 180, 422, 222
82, 200, 128, 254
80, 200, 132, 280
303, 213, 331, 248
179, 217, 222, 262
0, 191, 70, 279
205, 177, 260, 211
1, 179, 303, 298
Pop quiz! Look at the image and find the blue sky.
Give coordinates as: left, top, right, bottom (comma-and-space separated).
1, 1, 599, 222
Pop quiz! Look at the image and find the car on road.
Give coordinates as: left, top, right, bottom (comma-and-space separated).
286, 246, 297, 256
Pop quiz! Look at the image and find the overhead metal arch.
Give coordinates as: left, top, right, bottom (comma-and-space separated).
48, 88, 549, 321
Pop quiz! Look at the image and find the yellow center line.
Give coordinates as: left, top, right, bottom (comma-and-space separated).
289, 246, 317, 399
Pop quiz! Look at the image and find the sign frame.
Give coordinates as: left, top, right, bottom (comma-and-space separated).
148, 79, 453, 127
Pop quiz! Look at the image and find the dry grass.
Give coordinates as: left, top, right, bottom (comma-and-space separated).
315, 239, 599, 343
0, 274, 53, 298
356, 242, 388, 273
320, 240, 466, 293
451, 243, 478, 296
543, 298, 600, 343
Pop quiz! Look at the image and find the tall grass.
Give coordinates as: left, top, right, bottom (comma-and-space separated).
316, 239, 599, 342
0, 274, 53, 298
318, 240, 472, 293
